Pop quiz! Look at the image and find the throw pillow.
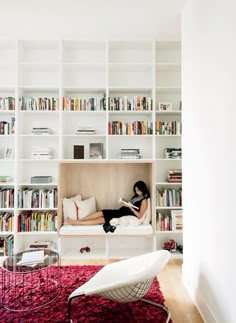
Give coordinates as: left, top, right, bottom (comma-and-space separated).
74, 196, 96, 219
63, 194, 82, 223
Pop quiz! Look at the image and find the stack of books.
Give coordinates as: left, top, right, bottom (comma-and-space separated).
31, 127, 53, 135
120, 149, 142, 159
167, 169, 182, 183
29, 240, 55, 249
76, 126, 95, 135
31, 147, 53, 159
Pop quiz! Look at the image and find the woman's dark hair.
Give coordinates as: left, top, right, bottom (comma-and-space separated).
133, 180, 150, 198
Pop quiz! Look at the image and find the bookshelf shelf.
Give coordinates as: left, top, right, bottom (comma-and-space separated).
0, 39, 182, 258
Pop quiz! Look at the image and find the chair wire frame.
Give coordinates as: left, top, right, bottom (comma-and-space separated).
68, 277, 171, 323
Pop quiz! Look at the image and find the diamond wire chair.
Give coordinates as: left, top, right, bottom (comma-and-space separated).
68, 250, 171, 323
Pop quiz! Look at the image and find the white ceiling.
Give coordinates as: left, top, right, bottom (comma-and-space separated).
0, 0, 187, 40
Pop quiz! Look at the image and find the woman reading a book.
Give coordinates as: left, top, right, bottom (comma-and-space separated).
67, 180, 150, 232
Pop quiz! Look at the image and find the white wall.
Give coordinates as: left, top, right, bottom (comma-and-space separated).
0, 0, 185, 40
182, 0, 235, 322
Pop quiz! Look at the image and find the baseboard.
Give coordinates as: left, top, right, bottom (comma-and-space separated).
182, 263, 217, 323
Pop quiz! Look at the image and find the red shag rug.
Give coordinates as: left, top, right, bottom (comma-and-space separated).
0, 265, 172, 323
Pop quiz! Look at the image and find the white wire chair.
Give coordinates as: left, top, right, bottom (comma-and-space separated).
68, 250, 171, 323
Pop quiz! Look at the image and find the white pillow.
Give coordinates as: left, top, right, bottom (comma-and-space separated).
141, 198, 151, 224
74, 196, 96, 219
63, 194, 82, 223
110, 216, 141, 227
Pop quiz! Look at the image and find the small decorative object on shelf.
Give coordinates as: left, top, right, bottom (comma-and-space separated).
162, 239, 177, 252
80, 246, 90, 253
4, 147, 14, 159
159, 102, 172, 111
74, 145, 84, 159
171, 210, 183, 231
89, 143, 103, 159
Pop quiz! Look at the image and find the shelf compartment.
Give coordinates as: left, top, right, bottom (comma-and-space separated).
63, 63, 105, 88
109, 41, 152, 64
19, 40, 59, 63
108, 135, 153, 160
18, 111, 59, 135
62, 136, 106, 160
156, 41, 181, 64
62, 111, 106, 135
18, 64, 59, 88
63, 41, 106, 64
17, 160, 58, 184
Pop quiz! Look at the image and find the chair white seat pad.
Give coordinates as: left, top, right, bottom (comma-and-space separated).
60, 224, 153, 236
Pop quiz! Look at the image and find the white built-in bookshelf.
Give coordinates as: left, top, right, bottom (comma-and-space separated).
0, 40, 182, 259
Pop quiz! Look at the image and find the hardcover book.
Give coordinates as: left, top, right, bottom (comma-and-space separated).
74, 145, 84, 159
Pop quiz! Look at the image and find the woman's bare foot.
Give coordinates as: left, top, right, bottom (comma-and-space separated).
67, 217, 79, 225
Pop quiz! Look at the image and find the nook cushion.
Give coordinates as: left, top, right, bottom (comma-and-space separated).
63, 194, 82, 223
74, 196, 96, 219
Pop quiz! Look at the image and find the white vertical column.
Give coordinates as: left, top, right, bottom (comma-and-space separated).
14, 39, 20, 252
105, 40, 109, 160
152, 41, 157, 250
58, 39, 63, 162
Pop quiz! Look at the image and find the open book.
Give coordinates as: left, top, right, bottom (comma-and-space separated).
119, 197, 139, 210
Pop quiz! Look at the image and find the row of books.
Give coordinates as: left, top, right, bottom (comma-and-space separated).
0, 117, 15, 135
156, 188, 182, 207
0, 188, 14, 208
156, 211, 183, 231
18, 188, 58, 209
18, 211, 57, 232
63, 96, 106, 111
0, 212, 13, 231
108, 121, 153, 135
19, 97, 59, 111
156, 121, 182, 135
120, 148, 142, 159
31, 147, 53, 159
0, 97, 15, 111
167, 169, 182, 183
0, 235, 14, 256
108, 96, 152, 111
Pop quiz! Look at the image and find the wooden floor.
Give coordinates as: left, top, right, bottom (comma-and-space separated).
61, 258, 204, 323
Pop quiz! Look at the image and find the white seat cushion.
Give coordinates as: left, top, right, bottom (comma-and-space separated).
59, 224, 153, 235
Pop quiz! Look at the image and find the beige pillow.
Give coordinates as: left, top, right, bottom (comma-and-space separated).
74, 196, 96, 219
63, 194, 82, 223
